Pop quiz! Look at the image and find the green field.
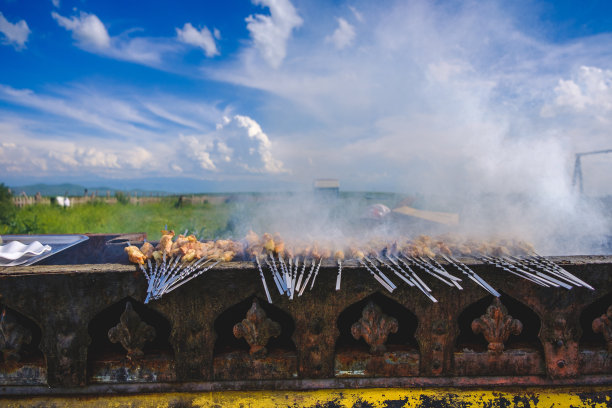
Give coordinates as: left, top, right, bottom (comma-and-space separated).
0, 178, 415, 242
1, 198, 235, 240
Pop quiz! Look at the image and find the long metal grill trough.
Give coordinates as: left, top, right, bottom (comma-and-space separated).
0, 233, 610, 404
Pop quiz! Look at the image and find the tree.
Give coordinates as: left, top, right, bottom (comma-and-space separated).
0, 183, 16, 227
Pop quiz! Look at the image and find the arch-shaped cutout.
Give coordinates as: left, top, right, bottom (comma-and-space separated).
88, 297, 173, 360
336, 292, 419, 352
0, 304, 43, 363
579, 291, 612, 349
455, 293, 542, 353
87, 297, 175, 383
334, 292, 420, 378
213, 295, 296, 355
213, 295, 297, 380
0, 304, 46, 385
578, 292, 612, 374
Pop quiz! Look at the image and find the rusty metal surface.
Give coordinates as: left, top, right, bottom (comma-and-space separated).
454, 349, 545, 376
0, 235, 609, 396
89, 354, 176, 383
0, 361, 46, 385
335, 346, 419, 377
213, 350, 297, 380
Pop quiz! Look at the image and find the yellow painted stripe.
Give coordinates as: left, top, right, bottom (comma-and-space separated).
1, 387, 610, 408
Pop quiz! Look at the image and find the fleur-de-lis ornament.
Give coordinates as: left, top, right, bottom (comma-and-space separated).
351, 301, 398, 354
471, 298, 522, 355
592, 305, 612, 353
233, 299, 281, 356
108, 302, 156, 360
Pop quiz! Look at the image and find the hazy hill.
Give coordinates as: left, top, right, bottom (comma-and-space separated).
9, 183, 170, 197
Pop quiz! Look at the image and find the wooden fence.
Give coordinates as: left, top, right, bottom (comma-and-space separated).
11, 194, 229, 208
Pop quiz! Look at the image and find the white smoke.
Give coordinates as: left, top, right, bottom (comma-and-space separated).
211, 0, 612, 254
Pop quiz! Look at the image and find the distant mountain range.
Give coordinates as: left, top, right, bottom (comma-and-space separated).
4, 177, 306, 196
8, 183, 171, 197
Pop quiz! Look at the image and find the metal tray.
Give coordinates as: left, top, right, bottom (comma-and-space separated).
0, 234, 89, 266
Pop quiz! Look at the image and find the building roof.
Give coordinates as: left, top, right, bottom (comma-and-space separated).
314, 179, 340, 188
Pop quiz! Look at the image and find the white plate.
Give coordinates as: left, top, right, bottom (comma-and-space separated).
0, 235, 89, 267
0, 241, 52, 261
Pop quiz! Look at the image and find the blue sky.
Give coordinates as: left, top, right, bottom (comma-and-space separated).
1, 0, 612, 196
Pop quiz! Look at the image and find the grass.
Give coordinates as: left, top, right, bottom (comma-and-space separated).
1, 191, 415, 241
2, 198, 234, 240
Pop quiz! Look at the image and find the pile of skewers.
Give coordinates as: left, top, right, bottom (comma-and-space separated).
125, 230, 594, 304
242, 232, 594, 304
125, 229, 241, 303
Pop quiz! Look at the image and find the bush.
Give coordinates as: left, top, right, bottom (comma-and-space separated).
115, 191, 130, 205
0, 183, 16, 227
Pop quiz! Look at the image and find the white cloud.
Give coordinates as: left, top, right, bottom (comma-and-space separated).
0, 83, 285, 181
145, 103, 203, 129
52, 11, 110, 49
176, 115, 286, 175
544, 66, 612, 116
180, 135, 217, 170
349, 6, 364, 23
0, 123, 135, 175
245, 0, 303, 68
51, 10, 178, 67
326, 17, 355, 50
426, 61, 470, 83
0, 12, 31, 50
232, 114, 286, 173
51, 0, 60, 7
176, 22, 219, 57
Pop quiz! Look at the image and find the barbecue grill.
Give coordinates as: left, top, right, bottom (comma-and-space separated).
0, 233, 610, 407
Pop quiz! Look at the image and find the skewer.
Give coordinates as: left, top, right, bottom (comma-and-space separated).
288, 257, 294, 299
299, 259, 316, 296
145, 253, 167, 303
309, 258, 323, 290
255, 256, 273, 303
292, 257, 299, 297
155, 256, 183, 294
364, 256, 397, 290
385, 255, 417, 287
359, 259, 395, 293
268, 254, 287, 293
279, 254, 291, 296
157, 257, 211, 298
377, 255, 414, 286
531, 254, 594, 290
155, 256, 200, 298
139, 263, 151, 282
335, 260, 342, 291
441, 255, 500, 297
295, 257, 307, 293
293, 257, 300, 290
393, 255, 432, 292
404, 256, 456, 287
478, 256, 550, 287
508, 257, 572, 290
265, 257, 285, 294
425, 257, 462, 282
164, 260, 221, 294
483, 255, 561, 287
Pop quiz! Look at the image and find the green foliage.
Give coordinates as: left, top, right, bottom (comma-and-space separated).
4, 198, 234, 240
115, 191, 130, 205
0, 183, 17, 232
